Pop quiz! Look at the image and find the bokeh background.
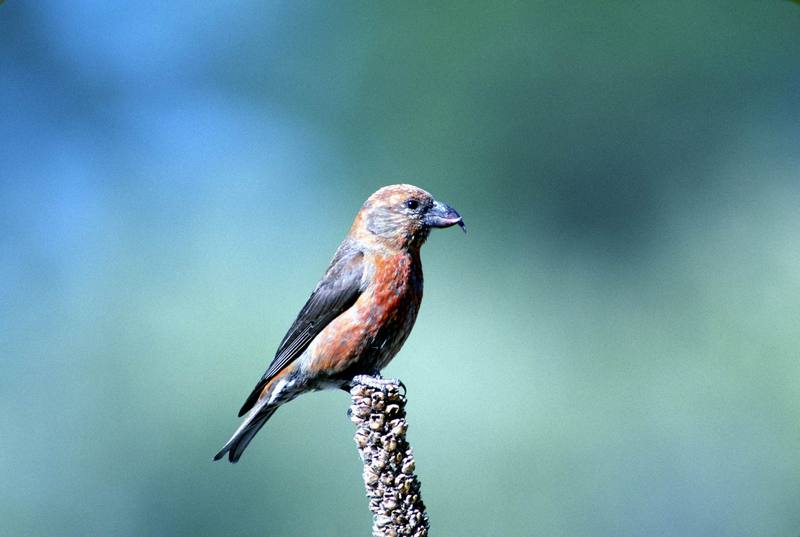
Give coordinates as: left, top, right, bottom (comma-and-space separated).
2, 2, 799, 536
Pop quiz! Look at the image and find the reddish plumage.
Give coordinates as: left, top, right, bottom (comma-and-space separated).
214, 184, 463, 463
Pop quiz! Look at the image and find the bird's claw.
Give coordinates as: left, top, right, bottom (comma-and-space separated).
351, 374, 406, 395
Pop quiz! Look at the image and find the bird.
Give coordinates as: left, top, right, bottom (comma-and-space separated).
214, 184, 465, 463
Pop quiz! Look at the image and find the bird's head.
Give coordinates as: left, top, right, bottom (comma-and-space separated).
350, 184, 465, 252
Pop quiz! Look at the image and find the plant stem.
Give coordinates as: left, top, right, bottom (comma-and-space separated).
349, 379, 429, 537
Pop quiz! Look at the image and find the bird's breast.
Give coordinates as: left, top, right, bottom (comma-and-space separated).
306, 251, 423, 378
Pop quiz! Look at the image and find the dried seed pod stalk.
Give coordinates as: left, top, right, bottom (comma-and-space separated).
349, 380, 429, 537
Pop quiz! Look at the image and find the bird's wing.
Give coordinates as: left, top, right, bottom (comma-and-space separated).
238, 247, 365, 416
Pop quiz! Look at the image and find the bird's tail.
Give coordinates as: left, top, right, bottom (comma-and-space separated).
213, 404, 278, 463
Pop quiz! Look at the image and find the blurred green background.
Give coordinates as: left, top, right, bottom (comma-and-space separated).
2, 2, 799, 536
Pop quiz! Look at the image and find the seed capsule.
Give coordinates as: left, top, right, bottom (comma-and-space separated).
401, 460, 415, 474
369, 414, 385, 430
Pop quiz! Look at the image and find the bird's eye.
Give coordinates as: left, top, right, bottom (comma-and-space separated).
405, 199, 419, 210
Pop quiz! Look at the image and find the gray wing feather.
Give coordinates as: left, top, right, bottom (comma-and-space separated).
237, 247, 364, 416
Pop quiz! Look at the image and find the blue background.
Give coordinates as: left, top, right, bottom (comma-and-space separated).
2, 2, 799, 536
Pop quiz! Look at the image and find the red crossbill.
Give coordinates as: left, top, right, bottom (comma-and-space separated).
214, 184, 464, 462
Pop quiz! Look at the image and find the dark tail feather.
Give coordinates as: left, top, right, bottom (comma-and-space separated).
213, 406, 278, 463
239, 378, 268, 417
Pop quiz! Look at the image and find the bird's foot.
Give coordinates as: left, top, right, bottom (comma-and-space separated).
351, 374, 406, 395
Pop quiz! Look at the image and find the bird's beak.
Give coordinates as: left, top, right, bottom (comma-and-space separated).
425, 200, 466, 233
